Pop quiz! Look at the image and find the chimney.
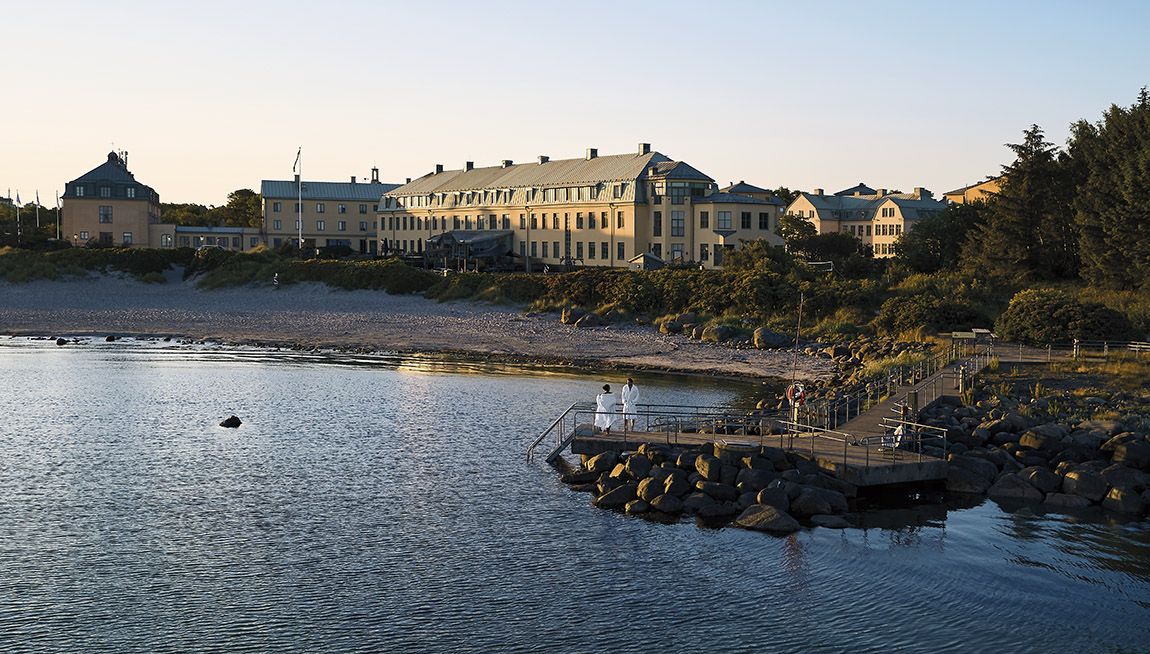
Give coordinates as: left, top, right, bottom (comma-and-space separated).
501, 159, 513, 168
405, 177, 411, 184
876, 188, 887, 196
648, 167, 658, 177
586, 148, 597, 160
464, 161, 474, 171
538, 155, 549, 164
813, 188, 823, 196
371, 166, 379, 183
914, 187, 931, 199
350, 176, 356, 184
435, 164, 444, 174
638, 143, 651, 155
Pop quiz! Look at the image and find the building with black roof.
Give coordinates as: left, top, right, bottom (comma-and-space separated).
61, 152, 163, 247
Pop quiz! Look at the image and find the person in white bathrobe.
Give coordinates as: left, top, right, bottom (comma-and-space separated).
620, 378, 640, 433
595, 384, 617, 436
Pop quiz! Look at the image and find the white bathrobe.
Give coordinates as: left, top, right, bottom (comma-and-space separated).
594, 392, 617, 430
621, 383, 640, 420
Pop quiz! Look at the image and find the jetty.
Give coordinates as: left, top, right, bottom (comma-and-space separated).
528, 349, 996, 489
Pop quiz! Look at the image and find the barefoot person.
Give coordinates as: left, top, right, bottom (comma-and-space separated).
621, 378, 640, 433
594, 384, 617, 436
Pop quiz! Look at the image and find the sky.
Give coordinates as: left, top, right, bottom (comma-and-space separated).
2, 0, 1148, 206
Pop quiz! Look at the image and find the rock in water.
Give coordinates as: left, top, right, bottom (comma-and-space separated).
55, 338, 67, 346
220, 415, 242, 428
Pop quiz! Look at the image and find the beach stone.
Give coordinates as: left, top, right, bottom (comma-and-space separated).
660, 320, 683, 335
697, 503, 738, 520
1020, 429, 1063, 453
624, 454, 653, 480
811, 515, 850, 529
569, 483, 598, 493
676, 452, 697, 470
1068, 431, 1106, 450
682, 492, 716, 514
584, 451, 618, 474
676, 312, 697, 324
697, 481, 738, 503
753, 326, 792, 349
756, 486, 789, 511
561, 307, 585, 324
597, 476, 623, 496
1112, 442, 1150, 471
624, 499, 649, 515
1044, 493, 1092, 510
737, 491, 759, 509
663, 474, 691, 498
55, 338, 67, 346
608, 463, 631, 481
701, 325, 734, 343
1062, 469, 1108, 502
560, 470, 600, 484
695, 454, 721, 482
741, 455, 772, 470
948, 454, 998, 484
1019, 467, 1062, 494
1101, 487, 1147, 515
105, 335, 116, 342
219, 415, 242, 428
719, 464, 738, 487
947, 467, 991, 494
733, 505, 800, 534
649, 494, 683, 514
574, 313, 601, 328
1101, 465, 1148, 492
637, 477, 664, 502
988, 474, 1043, 503
648, 464, 675, 483
735, 468, 776, 493
789, 487, 847, 517
594, 483, 637, 509
1079, 420, 1123, 437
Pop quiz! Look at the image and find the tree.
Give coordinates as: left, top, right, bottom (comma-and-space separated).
773, 186, 801, 205
960, 125, 1080, 282
775, 212, 816, 252
1070, 88, 1150, 290
893, 202, 985, 273
223, 189, 263, 228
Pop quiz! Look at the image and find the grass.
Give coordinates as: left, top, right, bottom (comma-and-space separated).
860, 350, 929, 378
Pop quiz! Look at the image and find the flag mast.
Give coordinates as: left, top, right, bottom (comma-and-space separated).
56, 191, 61, 240
294, 147, 303, 256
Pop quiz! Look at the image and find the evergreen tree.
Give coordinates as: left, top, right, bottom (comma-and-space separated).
961, 125, 1079, 282
893, 202, 985, 273
1070, 88, 1150, 290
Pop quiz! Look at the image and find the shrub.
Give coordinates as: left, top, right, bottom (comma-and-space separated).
994, 289, 1135, 344
873, 292, 982, 336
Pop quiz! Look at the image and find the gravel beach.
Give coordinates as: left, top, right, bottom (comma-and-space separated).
0, 271, 834, 381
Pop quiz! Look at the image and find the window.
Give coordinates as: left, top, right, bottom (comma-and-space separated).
531, 241, 538, 258
866, 225, 872, 236
759, 212, 769, 230
741, 212, 752, 229
273, 238, 282, 247
503, 215, 510, 229
576, 212, 583, 229
589, 213, 596, 229
671, 243, 684, 261
717, 211, 732, 229
273, 202, 282, 212
613, 184, 622, 199
232, 237, 240, 247
588, 242, 595, 259
317, 220, 326, 230
338, 204, 347, 214
542, 241, 550, 258
651, 243, 662, 258
359, 204, 367, 214
700, 244, 709, 261
295, 220, 301, 229
653, 211, 662, 237
714, 245, 725, 265
454, 216, 461, 229
360, 221, 367, 231
531, 213, 538, 229
99, 187, 111, 198
75, 185, 85, 197
477, 215, 485, 230
126, 187, 136, 199
316, 203, 325, 213
519, 214, 526, 230
465, 216, 472, 229
161, 234, 173, 247
99, 232, 113, 244
895, 224, 902, 234
272, 219, 281, 230
119, 232, 130, 245
576, 242, 584, 260
178, 235, 189, 246
99, 206, 113, 223
250, 237, 258, 247
552, 214, 560, 230
671, 211, 685, 237
206, 237, 217, 245
601, 242, 608, 260
553, 241, 559, 259
520, 242, 526, 257
617, 242, 625, 261
338, 221, 346, 231
616, 211, 624, 229
700, 211, 709, 228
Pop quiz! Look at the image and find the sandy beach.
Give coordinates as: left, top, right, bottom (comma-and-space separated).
0, 270, 835, 381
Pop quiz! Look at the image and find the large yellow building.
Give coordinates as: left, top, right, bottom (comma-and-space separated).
376, 145, 785, 269
260, 169, 398, 254
783, 185, 946, 257
61, 152, 163, 247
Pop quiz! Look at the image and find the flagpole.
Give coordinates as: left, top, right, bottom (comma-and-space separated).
56, 191, 61, 240
15, 191, 20, 242
296, 147, 303, 258
36, 191, 40, 229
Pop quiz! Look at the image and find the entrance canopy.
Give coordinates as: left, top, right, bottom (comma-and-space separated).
427, 230, 514, 259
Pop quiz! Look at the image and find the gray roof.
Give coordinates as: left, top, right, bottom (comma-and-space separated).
386, 151, 674, 196
175, 225, 247, 234
835, 182, 877, 196
721, 181, 771, 195
261, 180, 400, 201
647, 161, 714, 182
789, 191, 945, 220
695, 191, 773, 205
63, 152, 157, 200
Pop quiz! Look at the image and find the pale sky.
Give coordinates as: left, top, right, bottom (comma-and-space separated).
3, 0, 1148, 205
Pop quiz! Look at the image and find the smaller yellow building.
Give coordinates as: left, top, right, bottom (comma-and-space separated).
61, 152, 163, 248
783, 185, 945, 257
944, 176, 1003, 204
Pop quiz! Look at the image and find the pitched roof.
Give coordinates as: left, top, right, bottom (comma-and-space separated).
647, 161, 714, 182
835, 182, 876, 196
695, 191, 773, 205
790, 191, 945, 219
721, 181, 771, 195
261, 180, 400, 201
69, 152, 140, 186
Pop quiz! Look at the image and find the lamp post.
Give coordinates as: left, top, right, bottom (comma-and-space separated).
524, 205, 531, 274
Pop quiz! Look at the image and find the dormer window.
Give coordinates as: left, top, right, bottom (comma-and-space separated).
99, 187, 111, 198
126, 187, 136, 198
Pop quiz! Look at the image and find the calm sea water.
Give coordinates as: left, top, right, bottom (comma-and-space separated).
0, 337, 1147, 653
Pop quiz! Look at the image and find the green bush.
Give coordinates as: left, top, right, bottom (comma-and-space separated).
994, 289, 1135, 344
874, 292, 982, 336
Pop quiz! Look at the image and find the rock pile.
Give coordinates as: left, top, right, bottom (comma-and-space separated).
561, 442, 857, 534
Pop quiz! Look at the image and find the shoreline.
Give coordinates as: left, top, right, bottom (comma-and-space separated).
0, 271, 838, 383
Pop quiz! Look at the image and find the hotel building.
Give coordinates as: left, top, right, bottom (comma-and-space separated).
260, 168, 399, 254
783, 185, 946, 257
61, 152, 163, 248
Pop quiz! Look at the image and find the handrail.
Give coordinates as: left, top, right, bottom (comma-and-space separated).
526, 401, 581, 462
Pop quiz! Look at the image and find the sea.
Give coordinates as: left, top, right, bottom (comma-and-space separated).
0, 337, 1147, 653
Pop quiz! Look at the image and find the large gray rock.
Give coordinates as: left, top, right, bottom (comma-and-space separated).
1044, 493, 1092, 510
219, 415, 242, 428
664, 474, 692, 497
1020, 467, 1062, 494
1079, 420, 1123, 437
660, 320, 683, 335
608, 463, 631, 481
561, 307, 585, 325
697, 481, 738, 503
676, 312, 697, 324
948, 454, 999, 484
735, 468, 777, 494
594, 483, 637, 509
697, 503, 739, 519
789, 487, 848, 517
695, 454, 721, 482
1101, 465, 1148, 492
637, 477, 664, 502
585, 451, 618, 474
682, 492, 716, 513
756, 486, 789, 511
1020, 429, 1063, 453
988, 474, 1043, 503
947, 467, 991, 494
1062, 469, 1108, 502
624, 499, 649, 515
719, 464, 738, 487
649, 494, 683, 514
733, 505, 800, 533
560, 470, 600, 484
648, 464, 679, 483
574, 313, 601, 328
1113, 442, 1150, 471
1101, 487, 1147, 515
624, 454, 653, 480
753, 327, 792, 349
701, 325, 734, 343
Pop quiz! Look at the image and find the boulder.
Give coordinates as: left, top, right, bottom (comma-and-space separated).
624, 454, 653, 480
560, 470, 600, 484
1101, 487, 1147, 515
733, 505, 800, 533
1019, 429, 1063, 453
649, 494, 683, 514
219, 415, 242, 428
597, 476, 623, 496
719, 464, 738, 487
682, 493, 716, 513
946, 467, 991, 494
1062, 469, 1108, 503
701, 325, 734, 343
735, 468, 777, 494
561, 307, 585, 324
624, 499, 649, 515
676, 312, 697, 324
637, 477, 664, 502
594, 483, 637, 509
1078, 420, 1123, 437
663, 474, 692, 498
574, 313, 602, 328
696, 481, 738, 503
1043, 493, 1092, 510
1019, 467, 1062, 495
660, 320, 683, 335
756, 486, 789, 511
1112, 442, 1150, 471
55, 338, 67, 346
695, 454, 721, 482
697, 503, 739, 519
823, 344, 851, 359
742, 455, 773, 471
585, 451, 618, 474
987, 474, 1043, 503
1100, 465, 1148, 492
810, 515, 850, 529
789, 487, 848, 517
648, 464, 679, 483
948, 454, 998, 484
737, 492, 759, 510
608, 463, 631, 481
753, 327, 792, 349
676, 452, 697, 470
